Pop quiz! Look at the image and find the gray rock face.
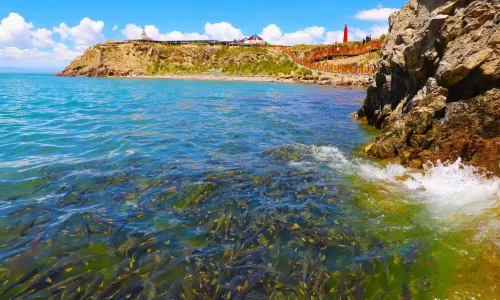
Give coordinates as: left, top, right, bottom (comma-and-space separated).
358, 0, 500, 174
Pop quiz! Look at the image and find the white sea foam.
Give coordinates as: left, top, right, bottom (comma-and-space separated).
288, 144, 500, 216
403, 159, 500, 216
291, 144, 408, 181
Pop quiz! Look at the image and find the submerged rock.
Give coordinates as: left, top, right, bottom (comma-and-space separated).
358, 0, 500, 175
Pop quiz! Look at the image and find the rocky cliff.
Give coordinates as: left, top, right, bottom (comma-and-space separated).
358, 0, 500, 174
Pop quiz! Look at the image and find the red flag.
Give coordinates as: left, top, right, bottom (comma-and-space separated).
343, 24, 348, 43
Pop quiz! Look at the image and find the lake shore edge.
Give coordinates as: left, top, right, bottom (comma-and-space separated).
70, 73, 373, 88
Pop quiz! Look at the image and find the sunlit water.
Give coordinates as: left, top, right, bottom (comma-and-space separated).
0, 74, 499, 299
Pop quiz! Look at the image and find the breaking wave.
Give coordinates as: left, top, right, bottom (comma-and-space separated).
288, 144, 500, 216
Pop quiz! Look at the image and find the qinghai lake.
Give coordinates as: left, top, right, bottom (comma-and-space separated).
0, 74, 499, 299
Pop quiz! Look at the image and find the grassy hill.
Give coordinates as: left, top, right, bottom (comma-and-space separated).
58, 42, 299, 77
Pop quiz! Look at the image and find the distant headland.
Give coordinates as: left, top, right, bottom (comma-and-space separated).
57, 28, 385, 87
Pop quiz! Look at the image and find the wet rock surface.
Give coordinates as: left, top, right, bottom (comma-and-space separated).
358, 0, 500, 174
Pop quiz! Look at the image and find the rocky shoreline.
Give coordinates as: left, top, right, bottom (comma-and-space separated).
357, 0, 499, 175
277, 73, 373, 87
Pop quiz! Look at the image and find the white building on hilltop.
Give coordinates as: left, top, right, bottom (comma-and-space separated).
139, 29, 153, 41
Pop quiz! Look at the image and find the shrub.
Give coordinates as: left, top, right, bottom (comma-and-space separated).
296, 68, 313, 76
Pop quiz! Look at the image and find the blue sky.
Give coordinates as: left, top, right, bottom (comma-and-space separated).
0, 0, 406, 71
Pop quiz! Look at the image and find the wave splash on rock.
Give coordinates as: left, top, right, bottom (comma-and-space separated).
287, 143, 500, 217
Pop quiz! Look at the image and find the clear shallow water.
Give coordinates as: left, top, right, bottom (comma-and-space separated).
0, 74, 499, 299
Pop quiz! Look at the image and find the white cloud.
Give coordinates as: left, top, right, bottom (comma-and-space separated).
0, 43, 81, 69
0, 12, 37, 47
0, 12, 87, 70
31, 28, 55, 47
261, 24, 326, 45
122, 24, 208, 41
52, 43, 81, 61
0, 12, 57, 49
157, 30, 209, 40
54, 17, 105, 46
354, 7, 398, 21
204, 22, 242, 41
121, 22, 241, 41
112, 25, 118, 31
368, 24, 389, 37
53, 23, 70, 40
260, 24, 282, 43
146, 25, 209, 40
0, 44, 79, 61
0, 47, 46, 60
121, 24, 142, 39
323, 31, 345, 44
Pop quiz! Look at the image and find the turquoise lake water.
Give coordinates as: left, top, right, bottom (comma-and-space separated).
1, 74, 499, 299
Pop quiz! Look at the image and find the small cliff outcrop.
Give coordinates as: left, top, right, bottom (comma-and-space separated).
358, 0, 500, 174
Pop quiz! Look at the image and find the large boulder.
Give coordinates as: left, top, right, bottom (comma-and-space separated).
358, 0, 500, 174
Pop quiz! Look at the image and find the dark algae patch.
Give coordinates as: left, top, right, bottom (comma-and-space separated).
2, 157, 499, 299
0, 163, 431, 298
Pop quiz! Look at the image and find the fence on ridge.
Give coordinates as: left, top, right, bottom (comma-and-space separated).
255, 40, 383, 75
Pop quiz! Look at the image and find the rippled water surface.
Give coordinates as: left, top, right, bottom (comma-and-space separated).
0, 74, 499, 299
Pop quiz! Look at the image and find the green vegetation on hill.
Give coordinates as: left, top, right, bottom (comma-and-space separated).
290, 44, 319, 51
221, 58, 298, 76
148, 45, 298, 76
295, 68, 313, 76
